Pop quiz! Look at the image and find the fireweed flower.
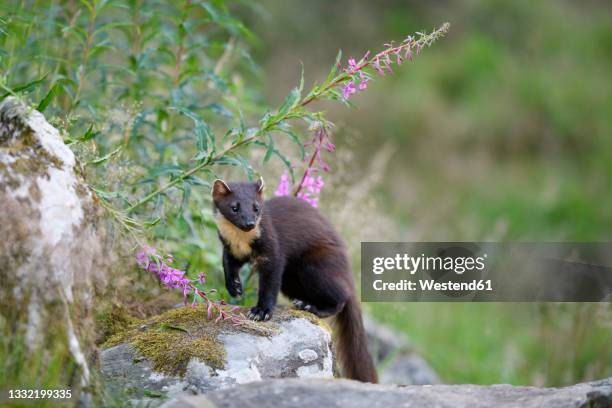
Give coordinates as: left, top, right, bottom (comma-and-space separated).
136, 245, 243, 324
275, 169, 325, 207
281, 122, 334, 206
296, 170, 324, 208
342, 80, 357, 100
358, 72, 369, 90
341, 22, 449, 101
276, 169, 324, 208
274, 171, 291, 197
287, 25, 451, 208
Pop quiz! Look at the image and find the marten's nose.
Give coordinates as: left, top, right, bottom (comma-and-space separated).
246, 221, 255, 229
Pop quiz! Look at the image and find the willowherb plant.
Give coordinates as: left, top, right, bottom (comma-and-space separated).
0, 0, 448, 319
136, 245, 242, 324
145, 24, 448, 307
273, 22, 451, 207
342, 23, 451, 100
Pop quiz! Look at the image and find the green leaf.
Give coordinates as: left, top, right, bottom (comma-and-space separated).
79, 124, 98, 141
298, 62, 305, 94
253, 141, 295, 182
1, 75, 47, 99
263, 134, 275, 163
89, 44, 114, 60
171, 106, 215, 154
326, 49, 343, 83
204, 102, 233, 118
200, 2, 258, 44
181, 181, 191, 212
192, 151, 210, 161
216, 154, 254, 179
277, 87, 300, 118
279, 128, 304, 160
37, 83, 61, 112
88, 146, 122, 165
148, 163, 183, 178
90, 187, 119, 201
92, 21, 133, 37
143, 390, 164, 398
160, 323, 189, 334
143, 217, 161, 227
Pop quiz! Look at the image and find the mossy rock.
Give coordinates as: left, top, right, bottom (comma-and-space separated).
1, 97, 111, 402
100, 305, 334, 403
101, 305, 293, 376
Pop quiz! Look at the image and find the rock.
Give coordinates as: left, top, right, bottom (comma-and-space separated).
100, 307, 333, 405
364, 315, 440, 385
379, 354, 440, 385
0, 97, 109, 387
162, 377, 612, 408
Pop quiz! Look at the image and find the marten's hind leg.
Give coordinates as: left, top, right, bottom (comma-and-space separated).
288, 256, 352, 318
292, 298, 343, 318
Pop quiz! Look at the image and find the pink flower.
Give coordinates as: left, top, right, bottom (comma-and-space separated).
275, 171, 290, 196
373, 58, 385, 76
342, 59, 370, 99
347, 58, 358, 72
394, 49, 403, 65
296, 170, 324, 208
135, 245, 244, 325
358, 72, 369, 91
342, 80, 357, 100
404, 46, 413, 61
276, 170, 324, 208
340, 24, 449, 99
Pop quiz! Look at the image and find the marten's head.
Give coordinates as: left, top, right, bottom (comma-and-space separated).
212, 178, 264, 232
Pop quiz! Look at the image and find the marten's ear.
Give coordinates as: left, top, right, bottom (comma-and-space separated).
212, 179, 231, 200
255, 177, 265, 196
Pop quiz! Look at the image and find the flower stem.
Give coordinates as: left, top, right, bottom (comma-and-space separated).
293, 142, 319, 196
125, 23, 449, 214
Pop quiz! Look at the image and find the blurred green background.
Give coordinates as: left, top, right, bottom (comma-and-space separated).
246, 0, 612, 386
1, 0, 610, 393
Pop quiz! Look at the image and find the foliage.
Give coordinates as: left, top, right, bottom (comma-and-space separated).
0, 1, 446, 400
1, 0, 447, 307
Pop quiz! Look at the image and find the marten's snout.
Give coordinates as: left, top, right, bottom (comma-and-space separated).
245, 221, 256, 230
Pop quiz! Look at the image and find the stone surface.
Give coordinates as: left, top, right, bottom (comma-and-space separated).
162, 377, 612, 408
0, 97, 109, 385
364, 315, 440, 385
100, 312, 333, 405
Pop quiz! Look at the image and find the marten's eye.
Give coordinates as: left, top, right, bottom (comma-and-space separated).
231, 203, 240, 213
253, 204, 259, 213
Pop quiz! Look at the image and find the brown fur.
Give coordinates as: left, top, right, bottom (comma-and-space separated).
212, 180, 378, 382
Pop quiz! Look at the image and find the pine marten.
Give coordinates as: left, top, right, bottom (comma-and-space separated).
212, 178, 377, 383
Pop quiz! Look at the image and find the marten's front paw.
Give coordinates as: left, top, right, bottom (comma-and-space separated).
247, 306, 272, 321
226, 278, 243, 297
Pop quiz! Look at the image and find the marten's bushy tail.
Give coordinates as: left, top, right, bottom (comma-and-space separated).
336, 295, 378, 383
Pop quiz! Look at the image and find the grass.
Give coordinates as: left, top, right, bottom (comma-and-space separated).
364, 158, 612, 387
367, 302, 611, 386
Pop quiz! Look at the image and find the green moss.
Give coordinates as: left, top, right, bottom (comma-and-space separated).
131, 327, 225, 375
103, 306, 262, 377
101, 305, 328, 377
95, 304, 139, 345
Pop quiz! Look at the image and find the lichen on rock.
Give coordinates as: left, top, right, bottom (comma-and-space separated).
0, 96, 111, 393
101, 306, 312, 376
100, 306, 334, 404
